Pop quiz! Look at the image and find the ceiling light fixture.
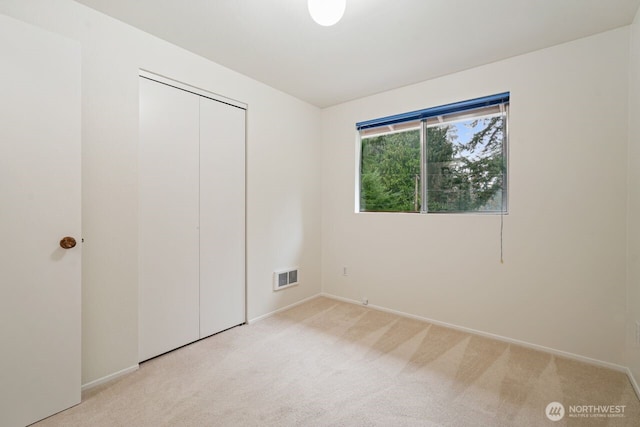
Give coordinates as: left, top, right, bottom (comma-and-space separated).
308, 0, 346, 27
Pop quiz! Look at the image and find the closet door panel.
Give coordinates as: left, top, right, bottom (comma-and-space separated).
139, 78, 200, 361
199, 97, 246, 337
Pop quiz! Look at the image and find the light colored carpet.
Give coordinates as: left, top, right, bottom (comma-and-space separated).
36, 297, 639, 426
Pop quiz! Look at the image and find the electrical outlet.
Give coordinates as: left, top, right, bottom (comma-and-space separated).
342, 267, 348, 276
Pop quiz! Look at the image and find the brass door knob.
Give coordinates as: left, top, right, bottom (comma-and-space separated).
59, 236, 77, 249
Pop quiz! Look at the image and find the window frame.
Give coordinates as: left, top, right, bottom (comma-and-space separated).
356, 94, 510, 214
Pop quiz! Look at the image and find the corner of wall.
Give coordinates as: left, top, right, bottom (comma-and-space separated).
626, 6, 640, 390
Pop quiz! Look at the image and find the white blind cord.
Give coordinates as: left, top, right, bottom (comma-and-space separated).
500, 208, 504, 264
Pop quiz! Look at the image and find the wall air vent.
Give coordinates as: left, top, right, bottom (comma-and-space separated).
273, 267, 299, 291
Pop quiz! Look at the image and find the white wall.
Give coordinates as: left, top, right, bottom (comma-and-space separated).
0, 0, 322, 385
626, 7, 640, 386
321, 28, 630, 365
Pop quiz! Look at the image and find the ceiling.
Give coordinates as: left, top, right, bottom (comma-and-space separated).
73, 0, 640, 108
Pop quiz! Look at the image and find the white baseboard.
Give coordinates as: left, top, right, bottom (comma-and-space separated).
320, 293, 630, 374
248, 293, 322, 324
627, 367, 640, 400
81, 364, 139, 392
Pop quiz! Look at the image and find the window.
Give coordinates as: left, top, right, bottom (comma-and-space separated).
357, 93, 509, 213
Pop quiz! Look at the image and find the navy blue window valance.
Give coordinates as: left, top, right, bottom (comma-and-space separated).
356, 92, 510, 131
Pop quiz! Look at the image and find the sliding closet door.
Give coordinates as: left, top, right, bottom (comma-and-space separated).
199, 97, 246, 337
139, 78, 200, 361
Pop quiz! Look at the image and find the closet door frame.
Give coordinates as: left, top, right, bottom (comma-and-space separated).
139, 70, 247, 110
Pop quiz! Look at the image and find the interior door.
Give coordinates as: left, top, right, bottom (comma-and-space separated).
0, 14, 81, 427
